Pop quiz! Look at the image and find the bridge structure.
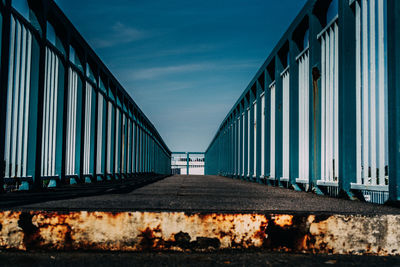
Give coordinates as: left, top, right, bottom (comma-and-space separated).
0, 0, 171, 192
171, 152, 205, 175
1, 0, 400, 262
205, 0, 400, 205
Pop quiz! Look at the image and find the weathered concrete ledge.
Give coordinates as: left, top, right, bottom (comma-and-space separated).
0, 210, 399, 255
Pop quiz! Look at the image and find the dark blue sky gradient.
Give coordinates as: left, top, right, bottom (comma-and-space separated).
55, 0, 308, 152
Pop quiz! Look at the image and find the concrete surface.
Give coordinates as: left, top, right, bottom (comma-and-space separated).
1, 175, 400, 256
8, 175, 400, 214
1, 251, 400, 267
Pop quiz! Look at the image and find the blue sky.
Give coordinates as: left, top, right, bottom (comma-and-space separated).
55, 0, 307, 152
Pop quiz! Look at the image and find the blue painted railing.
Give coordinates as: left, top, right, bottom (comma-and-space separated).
0, 0, 171, 192
205, 0, 400, 205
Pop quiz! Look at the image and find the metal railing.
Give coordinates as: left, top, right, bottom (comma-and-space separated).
0, 0, 171, 192
205, 0, 400, 204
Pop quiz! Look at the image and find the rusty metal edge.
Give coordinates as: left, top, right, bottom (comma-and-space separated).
0, 210, 399, 256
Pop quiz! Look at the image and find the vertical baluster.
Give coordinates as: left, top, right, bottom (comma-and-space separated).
247, 108, 250, 177
52, 54, 59, 176
334, 22, 339, 181
11, 22, 22, 178
22, 32, 32, 178
356, 1, 362, 185
242, 113, 245, 176
72, 72, 77, 175
270, 84, 275, 178
16, 27, 26, 178
321, 35, 326, 181
329, 27, 334, 182
362, 0, 369, 184
300, 56, 305, 179
254, 102, 257, 176
370, 0, 377, 185
377, 0, 386, 185
5, 18, 16, 178
261, 95, 265, 177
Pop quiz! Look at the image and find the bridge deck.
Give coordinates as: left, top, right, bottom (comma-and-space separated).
11, 175, 400, 214
1, 175, 400, 255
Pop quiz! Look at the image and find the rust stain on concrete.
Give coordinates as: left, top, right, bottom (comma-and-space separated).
0, 211, 399, 255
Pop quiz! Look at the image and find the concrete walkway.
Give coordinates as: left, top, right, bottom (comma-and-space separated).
13, 175, 400, 214
1, 175, 400, 255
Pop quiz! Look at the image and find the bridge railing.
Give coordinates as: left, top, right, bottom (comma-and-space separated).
0, 0, 171, 192
205, 0, 400, 204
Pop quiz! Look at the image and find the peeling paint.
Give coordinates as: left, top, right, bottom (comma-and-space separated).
0, 211, 399, 255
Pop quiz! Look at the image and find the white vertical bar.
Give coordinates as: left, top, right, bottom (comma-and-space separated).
5, 18, 16, 178
324, 32, 330, 181
72, 72, 77, 175
270, 84, 276, 178
51, 53, 58, 176
97, 94, 103, 174
87, 86, 90, 174
369, 0, 377, 185
334, 22, 339, 181
247, 108, 250, 177
237, 118, 240, 175
44, 50, 52, 176
122, 115, 125, 173
137, 127, 140, 173
300, 55, 308, 179
47, 50, 54, 176
234, 122, 237, 175
84, 85, 87, 174
254, 102, 257, 177
261, 95, 265, 177
85, 86, 89, 174
128, 120, 131, 173
16, 27, 26, 178
362, 0, 369, 184
128, 119, 130, 173
321, 35, 326, 181
132, 121, 136, 173
85, 83, 92, 174
11, 21, 22, 178
356, 1, 362, 185
300, 56, 304, 180
329, 27, 334, 181
287, 71, 290, 179
384, 0, 389, 185
299, 56, 304, 179
22, 32, 32, 178
122, 115, 126, 172
242, 113, 245, 176
96, 95, 100, 174
378, 0, 386, 185
305, 51, 310, 179
115, 109, 119, 173
84, 86, 87, 174
68, 71, 73, 175
107, 103, 112, 173
66, 70, 71, 175
304, 54, 308, 179
68, 71, 72, 175
89, 85, 92, 174
231, 124, 233, 174
52, 54, 59, 176
236, 120, 238, 175
282, 71, 289, 179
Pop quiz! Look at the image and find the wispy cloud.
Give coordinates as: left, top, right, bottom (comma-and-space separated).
122, 60, 260, 80
90, 22, 149, 48
129, 63, 211, 80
